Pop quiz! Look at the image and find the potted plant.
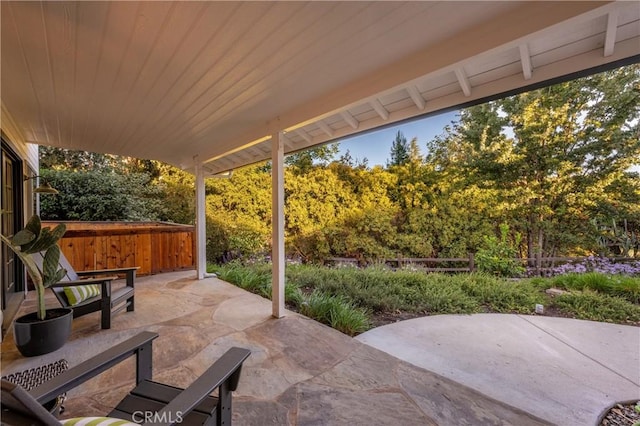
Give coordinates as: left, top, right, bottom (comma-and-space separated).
0, 214, 70, 356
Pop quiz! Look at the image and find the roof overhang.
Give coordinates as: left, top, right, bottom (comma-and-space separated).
2, 1, 639, 176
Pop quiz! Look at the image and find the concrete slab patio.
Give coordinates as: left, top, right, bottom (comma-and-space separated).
1, 271, 549, 425
356, 314, 640, 426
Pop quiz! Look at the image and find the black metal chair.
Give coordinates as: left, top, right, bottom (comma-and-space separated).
33, 250, 137, 329
1, 331, 251, 426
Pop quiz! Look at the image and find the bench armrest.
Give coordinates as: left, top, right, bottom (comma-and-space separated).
77, 267, 138, 288
30, 332, 158, 404
77, 267, 139, 276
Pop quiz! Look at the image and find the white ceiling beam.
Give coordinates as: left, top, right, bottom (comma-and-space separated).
295, 128, 312, 144
604, 10, 618, 57
369, 98, 389, 121
454, 68, 472, 97
316, 120, 334, 137
406, 86, 426, 110
519, 43, 533, 80
341, 110, 359, 129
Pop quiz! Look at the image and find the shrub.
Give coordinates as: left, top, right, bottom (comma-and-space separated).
412, 277, 478, 314
457, 273, 543, 313
541, 272, 640, 304
553, 290, 640, 324
546, 256, 640, 277
205, 216, 269, 263
214, 262, 639, 332
476, 223, 525, 277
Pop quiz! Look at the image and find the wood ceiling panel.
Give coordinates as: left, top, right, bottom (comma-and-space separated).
38, 2, 78, 148
416, 72, 458, 96
2, 1, 636, 176
379, 90, 415, 109
100, 2, 206, 150
152, 2, 323, 150
531, 33, 605, 70
4, 2, 60, 145
383, 98, 417, 116
464, 48, 521, 80
155, 2, 385, 152
468, 62, 523, 89
78, 1, 141, 150
72, 2, 110, 149
121, 2, 248, 151
617, 18, 640, 43
0, 3, 41, 142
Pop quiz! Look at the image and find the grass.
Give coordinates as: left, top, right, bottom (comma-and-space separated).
210, 262, 640, 335
531, 272, 640, 304
212, 262, 370, 336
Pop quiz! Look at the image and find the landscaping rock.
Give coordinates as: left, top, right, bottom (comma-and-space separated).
599, 402, 640, 425
545, 288, 569, 296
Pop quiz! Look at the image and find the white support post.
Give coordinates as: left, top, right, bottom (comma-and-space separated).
195, 159, 207, 280
271, 131, 285, 318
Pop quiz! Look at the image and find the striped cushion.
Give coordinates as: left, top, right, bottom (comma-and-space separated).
61, 418, 138, 426
63, 284, 100, 306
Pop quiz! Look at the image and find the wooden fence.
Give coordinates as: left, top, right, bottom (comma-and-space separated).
43, 221, 195, 276
326, 254, 476, 272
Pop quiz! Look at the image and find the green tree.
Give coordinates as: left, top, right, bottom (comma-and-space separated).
154, 163, 195, 224
205, 164, 272, 261
388, 131, 409, 167
285, 143, 339, 173
39, 169, 162, 221
426, 64, 640, 257
39, 146, 123, 171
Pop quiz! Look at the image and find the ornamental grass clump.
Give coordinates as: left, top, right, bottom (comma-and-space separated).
299, 290, 370, 336
542, 272, 640, 304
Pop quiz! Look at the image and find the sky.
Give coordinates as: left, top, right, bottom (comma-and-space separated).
336, 111, 639, 173
336, 110, 459, 167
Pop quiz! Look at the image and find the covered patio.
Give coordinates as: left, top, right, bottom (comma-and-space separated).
1, 2, 639, 423
1, 271, 549, 425
2, 0, 639, 320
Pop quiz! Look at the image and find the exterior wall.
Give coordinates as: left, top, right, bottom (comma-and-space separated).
1, 103, 37, 170
1, 105, 36, 336
1, 103, 37, 221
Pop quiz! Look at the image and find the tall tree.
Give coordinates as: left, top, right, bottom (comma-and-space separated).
285, 143, 339, 173
426, 64, 640, 257
388, 131, 409, 167
39, 146, 122, 171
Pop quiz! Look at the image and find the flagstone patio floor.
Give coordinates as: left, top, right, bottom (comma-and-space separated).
1, 271, 550, 425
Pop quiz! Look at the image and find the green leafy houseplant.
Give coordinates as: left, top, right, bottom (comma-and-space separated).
0, 214, 67, 320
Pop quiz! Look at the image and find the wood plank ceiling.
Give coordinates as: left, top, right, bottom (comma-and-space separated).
1, 1, 639, 176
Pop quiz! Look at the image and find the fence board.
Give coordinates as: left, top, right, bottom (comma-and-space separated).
43, 221, 195, 276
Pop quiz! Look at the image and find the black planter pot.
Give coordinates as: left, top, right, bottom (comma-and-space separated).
13, 308, 73, 357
